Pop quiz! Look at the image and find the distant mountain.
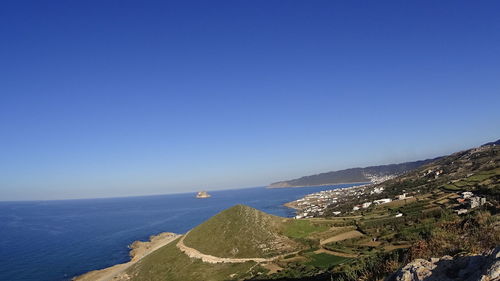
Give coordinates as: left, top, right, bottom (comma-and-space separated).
481, 139, 500, 147
75, 139, 500, 281
269, 158, 440, 188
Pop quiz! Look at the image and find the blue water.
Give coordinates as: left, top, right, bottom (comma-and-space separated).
0, 184, 361, 281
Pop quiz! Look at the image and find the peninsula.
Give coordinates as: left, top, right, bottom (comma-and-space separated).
74, 140, 499, 281
73, 232, 180, 281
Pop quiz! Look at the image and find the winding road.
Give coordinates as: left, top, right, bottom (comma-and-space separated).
176, 231, 295, 264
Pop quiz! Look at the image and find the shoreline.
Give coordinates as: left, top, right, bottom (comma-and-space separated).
268, 181, 370, 189
282, 183, 373, 217
281, 182, 371, 209
73, 232, 180, 281
73, 183, 367, 280
283, 201, 300, 210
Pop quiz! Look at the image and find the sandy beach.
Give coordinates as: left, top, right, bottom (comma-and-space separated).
73, 232, 180, 281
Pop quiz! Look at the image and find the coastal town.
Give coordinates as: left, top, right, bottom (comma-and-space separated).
286, 182, 488, 219
285, 183, 397, 218
285, 142, 499, 221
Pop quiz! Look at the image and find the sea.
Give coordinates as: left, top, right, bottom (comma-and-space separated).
0, 184, 362, 281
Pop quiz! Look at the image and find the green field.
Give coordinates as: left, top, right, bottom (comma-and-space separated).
305, 253, 349, 269
283, 220, 330, 239
442, 167, 499, 192
442, 184, 461, 191
122, 143, 500, 281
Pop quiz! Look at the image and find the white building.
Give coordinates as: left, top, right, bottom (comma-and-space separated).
462, 192, 473, 199
374, 198, 392, 205
470, 196, 487, 208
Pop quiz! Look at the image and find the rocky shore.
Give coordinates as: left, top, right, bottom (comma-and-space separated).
73, 232, 180, 281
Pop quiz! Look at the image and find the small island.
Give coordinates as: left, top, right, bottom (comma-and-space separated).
196, 191, 211, 199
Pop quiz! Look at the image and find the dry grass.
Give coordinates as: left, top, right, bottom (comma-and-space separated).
320, 230, 364, 245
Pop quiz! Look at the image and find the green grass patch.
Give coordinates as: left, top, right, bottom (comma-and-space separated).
442, 184, 461, 191
360, 216, 405, 229
283, 220, 330, 239
466, 174, 491, 182
465, 168, 499, 182
126, 238, 261, 281
183, 205, 296, 258
305, 253, 349, 269
453, 180, 471, 187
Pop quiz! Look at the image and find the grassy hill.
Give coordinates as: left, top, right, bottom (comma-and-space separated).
116, 140, 499, 281
183, 204, 300, 258
270, 158, 438, 187
125, 238, 262, 281
121, 206, 338, 281
317, 141, 499, 215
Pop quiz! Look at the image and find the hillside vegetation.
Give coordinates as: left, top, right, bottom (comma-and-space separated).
125, 238, 261, 281
183, 204, 301, 258
110, 140, 498, 281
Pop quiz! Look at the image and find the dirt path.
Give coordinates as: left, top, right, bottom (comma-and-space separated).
320, 230, 364, 245
73, 232, 180, 281
314, 248, 358, 258
176, 231, 298, 264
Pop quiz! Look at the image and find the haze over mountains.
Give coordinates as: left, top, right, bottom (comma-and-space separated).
74, 138, 500, 281
270, 158, 441, 188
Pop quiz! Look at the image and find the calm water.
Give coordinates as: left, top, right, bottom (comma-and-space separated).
0, 184, 361, 281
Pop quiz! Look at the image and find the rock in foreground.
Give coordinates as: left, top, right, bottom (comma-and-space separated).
388, 248, 500, 281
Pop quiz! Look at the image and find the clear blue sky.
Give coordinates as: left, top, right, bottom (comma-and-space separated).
1, 1, 499, 200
